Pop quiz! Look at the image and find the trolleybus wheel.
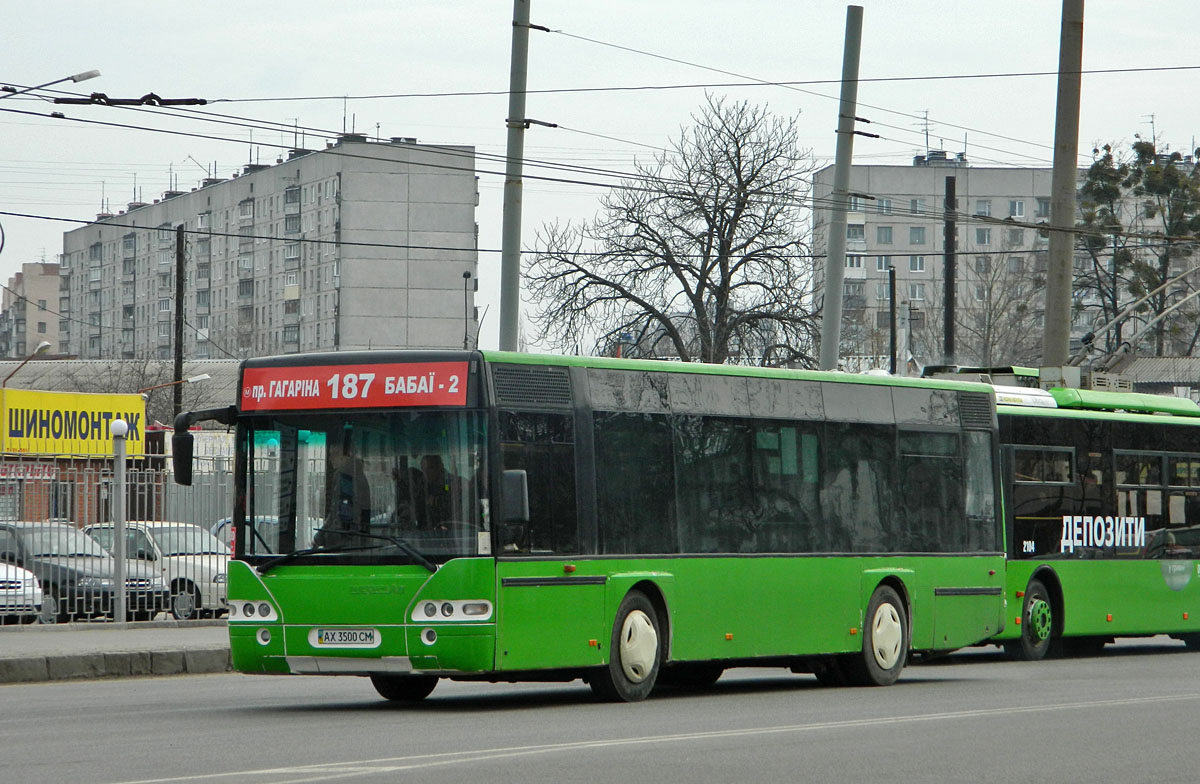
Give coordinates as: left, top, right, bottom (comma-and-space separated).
590, 590, 662, 702
370, 674, 438, 702
1181, 634, 1200, 652
1006, 577, 1054, 662
845, 585, 908, 686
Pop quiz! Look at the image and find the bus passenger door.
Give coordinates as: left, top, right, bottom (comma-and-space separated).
494, 409, 604, 670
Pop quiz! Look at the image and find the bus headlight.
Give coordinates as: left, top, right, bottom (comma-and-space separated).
411, 600, 492, 622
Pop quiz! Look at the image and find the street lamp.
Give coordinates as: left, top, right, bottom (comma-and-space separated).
0, 70, 100, 101
137, 373, 211, 396
2, 340, 51, 388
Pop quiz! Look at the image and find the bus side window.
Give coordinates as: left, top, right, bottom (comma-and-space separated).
499, 411, 578, 554
594, 411, 675, 555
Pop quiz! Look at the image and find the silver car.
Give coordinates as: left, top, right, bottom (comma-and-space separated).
85, 522, 228, 620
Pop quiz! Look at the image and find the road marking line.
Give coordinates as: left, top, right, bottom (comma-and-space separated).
109, 692, 1200, 784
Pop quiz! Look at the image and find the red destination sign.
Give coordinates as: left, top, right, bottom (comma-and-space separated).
240, 362, 468, 411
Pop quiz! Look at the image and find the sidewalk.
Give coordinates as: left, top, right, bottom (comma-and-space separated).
0, 620, 230, 684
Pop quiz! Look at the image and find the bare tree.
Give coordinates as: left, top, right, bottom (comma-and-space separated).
525, 95, 819, 366
907, 248, 1044, 369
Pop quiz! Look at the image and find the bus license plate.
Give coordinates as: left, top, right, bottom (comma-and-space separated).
309, 628, 381, 648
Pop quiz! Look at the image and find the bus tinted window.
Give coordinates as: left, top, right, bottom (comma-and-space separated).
595, 412, 676, 554
499, 412, 578, 554
825, 423, 896, 552
1013, 447, 1074, 484
898, 430, 964, 552
963, 431, 1001, 551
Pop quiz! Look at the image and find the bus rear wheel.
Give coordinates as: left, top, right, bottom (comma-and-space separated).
590, 590, 662, 702
1006, 577, 1054, 661
370, 673, 438, 702
845, 585, 908, 687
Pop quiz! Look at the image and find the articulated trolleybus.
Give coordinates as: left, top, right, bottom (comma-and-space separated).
173, 350, 1006, 702
987, 383, 1200, 659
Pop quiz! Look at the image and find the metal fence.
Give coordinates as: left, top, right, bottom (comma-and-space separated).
0, 453, 232, 625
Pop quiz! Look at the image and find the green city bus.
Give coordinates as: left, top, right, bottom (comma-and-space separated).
987, 384, 1200, 658
174, 350, 1006, 701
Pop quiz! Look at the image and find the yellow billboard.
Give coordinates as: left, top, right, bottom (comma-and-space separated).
0, 389, 145, 456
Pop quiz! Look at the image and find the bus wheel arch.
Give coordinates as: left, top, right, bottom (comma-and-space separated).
590, 585, 667, 702
1006, 570, 1062, 661
845, 580, 909, 687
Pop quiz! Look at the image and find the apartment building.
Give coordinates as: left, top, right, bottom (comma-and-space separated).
812, 153, 1060, 371
60, 135, 478, 360
0, 262, 61, 359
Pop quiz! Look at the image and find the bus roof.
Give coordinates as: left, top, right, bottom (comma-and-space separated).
992, 383, 1200, 418
478, 350, 995, 393
1047, 387, 1200, 417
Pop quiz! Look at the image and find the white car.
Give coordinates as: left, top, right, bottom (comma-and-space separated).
85, 522, 228, 620
0, 561, 42, 624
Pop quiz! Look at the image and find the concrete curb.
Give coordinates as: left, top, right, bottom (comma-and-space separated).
0, 646, 231, 683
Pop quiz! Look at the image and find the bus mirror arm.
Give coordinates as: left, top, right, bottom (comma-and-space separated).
500, 469, 530, 523
172, 406, 237, 487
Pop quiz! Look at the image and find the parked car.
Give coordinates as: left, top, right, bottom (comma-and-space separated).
85, 522, 228, 620
211, 516, 279, 553
0, 521, 169, 623
0, 561, 43, 624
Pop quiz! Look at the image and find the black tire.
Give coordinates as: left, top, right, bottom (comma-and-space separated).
658, 662, 723, 690
1005, 577, 1054, 661
37, 591, 68, 624
170, 584, 201, 621
590, 590, 663, 702
1181, 634, 1200, 652
370, 674, 438, 702
844, 585, 908, 687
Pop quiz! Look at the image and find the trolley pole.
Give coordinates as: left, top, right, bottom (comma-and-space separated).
111, 418, 129, 624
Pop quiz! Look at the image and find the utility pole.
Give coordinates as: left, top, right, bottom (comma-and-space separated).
499, 0, 532, 352
943, 175, 957, 366
888, 265, 897, 374
1041, 0, 1085, 369
174, 225, 185, 420
818, 5, 864, 371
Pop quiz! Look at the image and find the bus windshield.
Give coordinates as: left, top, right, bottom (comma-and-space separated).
241, 410, 488, 565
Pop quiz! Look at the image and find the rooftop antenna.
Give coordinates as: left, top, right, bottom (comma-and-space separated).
185, 155, 210, 177
248, 129, 254, 164
1142, 114, 1157, 147
342, 97, 348, 134
914, 109, 930, 155
132, 173, 137, 201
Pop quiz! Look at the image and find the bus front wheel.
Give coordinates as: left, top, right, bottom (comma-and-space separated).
590, 590, 662, 702
1005, 577, 1054, 662
845, 585, 908, 686
370, 673, 438, 702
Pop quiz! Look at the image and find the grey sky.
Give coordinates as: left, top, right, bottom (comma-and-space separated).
1, 1, 1194, 350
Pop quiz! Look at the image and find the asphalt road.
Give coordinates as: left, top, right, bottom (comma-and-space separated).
3, 637, 1197, 784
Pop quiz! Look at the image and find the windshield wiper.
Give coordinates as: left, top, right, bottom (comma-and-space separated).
346, 530, 438, 573
256, 530, 437, 574
256, 543, 378, 574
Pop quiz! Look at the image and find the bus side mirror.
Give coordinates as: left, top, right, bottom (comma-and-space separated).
501, 469, 529, 523
172, 431, 194, 486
